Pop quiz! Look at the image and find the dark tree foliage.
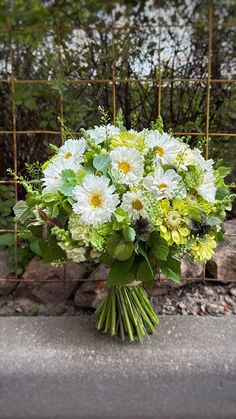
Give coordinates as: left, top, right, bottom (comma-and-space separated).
0, 0, 235, 179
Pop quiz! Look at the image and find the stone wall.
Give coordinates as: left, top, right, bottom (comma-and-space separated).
0, 220, 236, 311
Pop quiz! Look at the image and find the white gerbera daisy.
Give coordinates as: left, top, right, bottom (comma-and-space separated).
192, 148, 214, 171
72, 174, 119, 226
121, 190, 148, 220
42, 155, 79, 194
197, 170, 216, 203
145, 131, 180, 165
143, 166, 181, 200
87, 124, 120, 144
58, 138, 87, 164
110, 146, 144, 186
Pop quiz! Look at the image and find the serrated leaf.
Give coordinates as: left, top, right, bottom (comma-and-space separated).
207, 215, 222, 226
136, 260, 154, 285
149, 232, 169, 261
39, 237, 67, 264
159, 254, 181, 283
13, 200, 33, 224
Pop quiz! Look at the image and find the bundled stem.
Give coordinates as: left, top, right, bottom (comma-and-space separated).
95, 284, 159, 343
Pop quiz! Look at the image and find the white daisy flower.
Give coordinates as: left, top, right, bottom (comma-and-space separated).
58, 138, 87, 164
145, 131, 180, 165
192, 148, 214, 171
110, 146, 144, 186
42, 155, 79, 194
121, 190, 148, 220
87, 124, 120, 145
72, 174, 119, 226
197, 170, 216, 203
143, 166, 181, 200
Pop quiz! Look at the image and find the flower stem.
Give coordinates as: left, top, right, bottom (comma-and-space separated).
95, 284, 159, 343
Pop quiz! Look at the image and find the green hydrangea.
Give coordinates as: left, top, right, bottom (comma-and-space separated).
68, 213, 96, 246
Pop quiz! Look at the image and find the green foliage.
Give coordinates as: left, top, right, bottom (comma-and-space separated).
39, 235, 68, 264
108, 255, 135, 286
122, 226, 136, 243
93, 154, 111, 174
107, 232, 134, 261
159, 254, 181, 283
59, 169, 77, 197
0, 184, 15, 230
14, 200, 35, 225
148, 232, 169, 261
150, 115, 164, 133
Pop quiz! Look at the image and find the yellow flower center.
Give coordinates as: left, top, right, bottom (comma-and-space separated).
132, 199, 143, 211
118, 161, 131, 174
64, 151, 73, 159
156, 147, 164, 157
165, 210, 182, 228
54, 175, 59, 179
90, 193, 103, 208
159, 182, 168, 190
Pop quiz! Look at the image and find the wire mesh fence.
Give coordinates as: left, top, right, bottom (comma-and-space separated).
0, 0, 235, 282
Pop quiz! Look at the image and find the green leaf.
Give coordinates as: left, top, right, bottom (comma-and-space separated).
114, 207, 127, 223
108, 255, 135, 286
122, 226, 136, 243
188, 206, 203, 222
138, 246, 154, 276
28, 225, 43, 238
59, 169, 77, 197
0, 233, 15, 247
107, 233, 121, 257
215, 229, 224, 243
159, 254, 181, 283
216, 187, 229, 200
136, 260, 154, 285
13, 200, 33, 225
39, 236, 67, 264
114, 241, 134, 261
93, 154, 111, 173
207, 215, 222, 226
42, 193, 56, 203
29, 239, 42, 257
76, 169, 86, 185
149, 232, 169, 261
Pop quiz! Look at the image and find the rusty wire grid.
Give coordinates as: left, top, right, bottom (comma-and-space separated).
0, 0, 236, 283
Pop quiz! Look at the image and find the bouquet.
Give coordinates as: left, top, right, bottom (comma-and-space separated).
14, 112, 234, 342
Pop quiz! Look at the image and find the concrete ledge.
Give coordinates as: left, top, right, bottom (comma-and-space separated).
0, 316, 236, 419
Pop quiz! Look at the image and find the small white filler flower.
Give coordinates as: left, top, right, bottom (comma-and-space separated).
73, 174, 120, 226
110, 146, 144, 186
143, 166, 181, 200
87, 124, 120, 144
121, 190, 148, 220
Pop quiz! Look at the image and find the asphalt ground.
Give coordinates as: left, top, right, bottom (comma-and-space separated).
0, 316, 235, 419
